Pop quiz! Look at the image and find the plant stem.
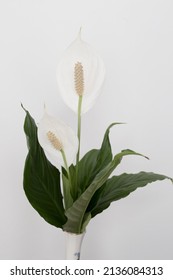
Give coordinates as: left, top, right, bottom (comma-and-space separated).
61, 149, 73, 209
61, 149, 70, 179
74, 96, 83, 199
76, 96, 83, 165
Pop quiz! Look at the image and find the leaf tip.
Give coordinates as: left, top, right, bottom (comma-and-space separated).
144, 155, 150, 160
21, 103, 27, 113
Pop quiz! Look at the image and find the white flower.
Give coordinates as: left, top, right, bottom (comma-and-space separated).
56, 30, 105, 114
37, 111, 78, 170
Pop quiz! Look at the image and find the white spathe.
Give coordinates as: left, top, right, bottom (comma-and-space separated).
56, 31, 105, 114
37, 111, 78, 170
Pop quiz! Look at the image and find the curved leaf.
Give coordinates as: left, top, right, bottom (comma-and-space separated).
88, 172, 172, 217
23, 107, 67, 228
74, 123, 121, 197
63, 149, 146, 233
95, 123, 123, 172
76, 149, 99, 195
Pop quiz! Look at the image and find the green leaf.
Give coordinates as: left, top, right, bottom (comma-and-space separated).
63, 149, 146, 233
95, 123, 123, 173
81, 212, 91, 233
75, 123, 121, 196
88, 172, 172, 218
22, 106, 67, 228
76, 149, 99, 195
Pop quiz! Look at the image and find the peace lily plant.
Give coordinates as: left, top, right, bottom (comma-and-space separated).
22, 30, 172, 260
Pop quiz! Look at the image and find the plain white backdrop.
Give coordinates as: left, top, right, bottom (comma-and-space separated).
0, 0, 173, 259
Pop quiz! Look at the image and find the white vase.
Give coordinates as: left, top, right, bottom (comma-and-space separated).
65, 231, 85, 260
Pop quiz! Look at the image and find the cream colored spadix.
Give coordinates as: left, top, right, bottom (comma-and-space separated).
47, 131, 63, 151
56, 30, 105, 113
37, 111, 78, 170
74, 62, 84, 97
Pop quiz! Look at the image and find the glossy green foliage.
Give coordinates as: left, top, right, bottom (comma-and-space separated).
88, 171, 172, 217
23, 107, 66, 228
63, 149, 149, 233
22, 109, 172, 234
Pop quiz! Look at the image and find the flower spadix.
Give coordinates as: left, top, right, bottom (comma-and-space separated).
37, 111, 78, 170
56, 30, 105, 113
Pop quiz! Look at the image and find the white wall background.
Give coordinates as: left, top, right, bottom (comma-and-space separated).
0, 0, 173, 260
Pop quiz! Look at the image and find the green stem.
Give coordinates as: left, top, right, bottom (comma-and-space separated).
61, 149, 70, 179
61, 149, 73, 209
76, 95, 83, 165
74, 96, 83, 200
